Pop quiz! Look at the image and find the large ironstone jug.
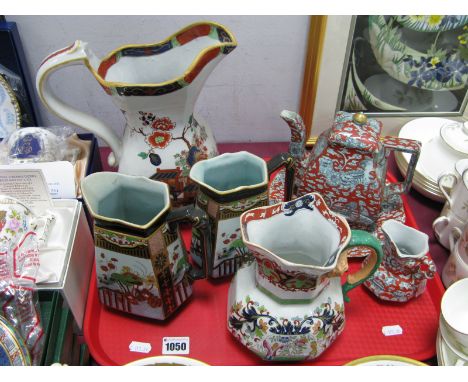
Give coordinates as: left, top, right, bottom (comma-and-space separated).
37, 22, 237, 206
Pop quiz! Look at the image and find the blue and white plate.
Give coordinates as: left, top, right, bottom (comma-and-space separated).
0, 75, 21, 139
0, 315, 32, 366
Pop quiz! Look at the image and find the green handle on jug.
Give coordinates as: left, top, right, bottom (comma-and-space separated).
341, 230, 383, 303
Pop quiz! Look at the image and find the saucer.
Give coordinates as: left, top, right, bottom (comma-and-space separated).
437, 329, 468, 366
396, 117, 467, 202
439, 316, 468, 364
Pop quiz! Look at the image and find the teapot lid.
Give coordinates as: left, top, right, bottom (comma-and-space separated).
328, 112, 382, 152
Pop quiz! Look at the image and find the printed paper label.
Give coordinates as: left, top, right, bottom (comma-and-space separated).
129, 341, 152, 354
382, 325, 403, 336
0, 168, 53, 214
0, 162, 76, 199
162, 337, 190, 355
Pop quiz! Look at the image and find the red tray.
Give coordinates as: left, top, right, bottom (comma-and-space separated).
83, 174, 444, 365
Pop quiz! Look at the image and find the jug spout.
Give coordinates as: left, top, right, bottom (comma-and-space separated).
382, 220, 429, 259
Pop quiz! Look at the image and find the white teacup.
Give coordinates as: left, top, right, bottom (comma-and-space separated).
440, 278, 468, 356
433, 212, 465, 250
438, 166, 468, 221
442, 227, 468, 288
435, 167, 468, 249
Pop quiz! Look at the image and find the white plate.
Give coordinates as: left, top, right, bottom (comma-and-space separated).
437, 329, 468, 366
125, 355, 208, 366
345, 355, 427, 366
364, 74, 458, 112
398, 118, 467, 185
0, 75, 20, 139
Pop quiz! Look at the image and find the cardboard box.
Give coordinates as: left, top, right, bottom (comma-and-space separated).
36, 199, 94, 331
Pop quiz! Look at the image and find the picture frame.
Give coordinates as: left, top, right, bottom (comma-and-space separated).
302, 15, 468, 141
0, 21, 41, 128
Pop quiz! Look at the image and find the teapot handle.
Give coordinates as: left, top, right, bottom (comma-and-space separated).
36, 40, 122, 167
267, 152, 295, 202
382, 136, 421, 197
340, 230, 383, 303
166, 206, 213, 281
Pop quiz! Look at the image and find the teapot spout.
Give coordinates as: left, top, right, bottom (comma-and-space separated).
281, 110, 309, 193
281, 110, 306, 158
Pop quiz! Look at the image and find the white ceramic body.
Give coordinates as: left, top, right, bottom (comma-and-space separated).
437, 327, 468, 366
438, 168, 468, 221
433, 212, 466, 250
435, 166, 468, 249
440, 278, 468, 355
442, 224, 468, 288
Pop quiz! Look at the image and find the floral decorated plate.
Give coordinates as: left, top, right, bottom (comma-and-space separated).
395, 15, 468, 33
368, 15, 468, 91
0, 75, 21, 139
125, 355, 208, 366
0, 315, 32, 366
345, 355, 427, 366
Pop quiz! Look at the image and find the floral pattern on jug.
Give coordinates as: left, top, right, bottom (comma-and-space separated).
228, 296, 345, 361
191, 190, 269, 278
94, 225, 193, 319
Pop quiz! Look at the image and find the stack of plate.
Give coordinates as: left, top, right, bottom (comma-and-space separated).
396, 117, 468, 202
437, 278, 468, 366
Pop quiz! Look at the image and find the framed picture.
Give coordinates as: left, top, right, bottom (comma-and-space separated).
340, 16, 468, 116
302, 15, 468, 141
0, 21, 41, 128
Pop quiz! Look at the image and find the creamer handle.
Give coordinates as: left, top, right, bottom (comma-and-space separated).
36, 40, 122, 167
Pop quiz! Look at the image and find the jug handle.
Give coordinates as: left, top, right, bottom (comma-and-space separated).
437, 172, 458, 208
267, 153, 295, 202
36, 40, 122, 167
166, 206, 213, 281
382, 136, 421, 197
340, 230, 383, 303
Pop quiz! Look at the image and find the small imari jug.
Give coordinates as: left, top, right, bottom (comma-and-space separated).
227, 193, 383, 361
364, 219, 436, 302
